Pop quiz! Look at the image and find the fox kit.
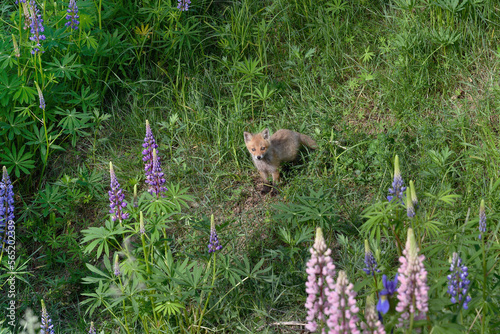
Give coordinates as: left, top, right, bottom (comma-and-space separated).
244, 128, 317, 185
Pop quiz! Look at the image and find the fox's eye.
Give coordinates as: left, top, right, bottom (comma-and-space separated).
251, 148, 256, 151
260, 147, 266, 151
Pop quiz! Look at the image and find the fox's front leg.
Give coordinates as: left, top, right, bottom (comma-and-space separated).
259, 171, 269, 183
271, 171, 280, 185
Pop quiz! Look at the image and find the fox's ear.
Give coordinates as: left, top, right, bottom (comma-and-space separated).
261, 128, 270, 140
243, 132, 252, 143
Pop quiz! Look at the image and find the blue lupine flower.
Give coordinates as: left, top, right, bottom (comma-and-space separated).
478, 199, 486, 240
0, 166, 15, 248
363, 240, 380, 275
28, 0, 46, 54
377, 274, 398, 314
65, 0, 80, 30
208, 215, 222, 253
108, 162, 129, 223
177, 0, 191, 11
387, 155, 406, 203
40, 300, 55, 334
447, 253, 471, 309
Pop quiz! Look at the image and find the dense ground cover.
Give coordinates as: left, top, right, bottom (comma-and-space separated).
1, 0, 500, 332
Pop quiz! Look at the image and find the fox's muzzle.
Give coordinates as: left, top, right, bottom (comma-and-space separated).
257, 155, 263, 160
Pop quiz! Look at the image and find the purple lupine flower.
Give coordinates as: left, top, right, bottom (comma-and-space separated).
40, 300, 55, 334
305, 227, 336, 333
395, 228, 429, 326
0, 166, 15, 247
108, 162, 129, 223
113, 253, 120, 276
478, 199, 486, 240
406, 188, 415, 218
361, 296, 386, 334
447, 252, 471, 309
177, 0, 191, 11
376, 274, 398, 314
27, 0, 46, 54
142, 121, 167, 196
387, 155, 406, 203
145, 149, 167, 196
326, 270, 360, 334
363, 240, 380, 275
65, 0, 80, 30
142, 120, 158, 177
89, 321, 96, 334
208, 215, 222, 253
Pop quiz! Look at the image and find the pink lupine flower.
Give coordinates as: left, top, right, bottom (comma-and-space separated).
305, 227, 336, 333
395, 228, 429, 326
361, 296, 386, 334
326, 270, 360, 334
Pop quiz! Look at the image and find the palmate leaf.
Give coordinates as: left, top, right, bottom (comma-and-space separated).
81, 219, 126, 258
0, 144, 35, 177
0, 112, 34, 140
155, 300, 185, 317
0, 72, 21, 107
46, 53, 82, 80
12, 84, 36, 105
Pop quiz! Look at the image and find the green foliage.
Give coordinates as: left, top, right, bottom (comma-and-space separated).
1, 0, 500, 332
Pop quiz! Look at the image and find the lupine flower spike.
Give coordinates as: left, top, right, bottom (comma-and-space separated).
409, 180, 418, 208
113, 253, 121, 276
387, 155, 406, 203
208, 214, 222, 253
133, 184, 138, 207
142, 121, 167, 196
142, 120, 158, 177
65, 0, 80, 30
35, 81, 45, 110
363, 240, 380, 276
146, 149, 167, 196
305, 227, 336, 333
108, 162, 129, 224
27, 0, 46, 54
447, 252, 471, 309
326, 270, 360, 334
139, 211, 146, 235
478, 199, 486, 240
396, 228, 429, 327
40, 300, 55, 334
177, 0, 191, 11
89, 321, 97, 334
0, 166, 15, 248
362, 295, 386, 334
406, 188, 415, 218
376, 274, 398, 314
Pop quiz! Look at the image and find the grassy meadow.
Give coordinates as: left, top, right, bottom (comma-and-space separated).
1, 0, 500, 332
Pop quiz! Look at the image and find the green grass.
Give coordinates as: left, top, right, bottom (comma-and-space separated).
1, 0, 500, 332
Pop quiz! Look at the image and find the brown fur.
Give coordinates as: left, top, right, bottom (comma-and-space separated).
243, 128, 317, 185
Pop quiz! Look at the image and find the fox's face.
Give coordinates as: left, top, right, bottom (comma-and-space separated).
244, 128, 270, 160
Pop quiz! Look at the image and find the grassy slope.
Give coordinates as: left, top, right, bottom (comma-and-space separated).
12, 0, 500, 332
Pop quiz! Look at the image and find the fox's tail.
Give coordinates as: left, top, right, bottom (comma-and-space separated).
299, 133, 318, 149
